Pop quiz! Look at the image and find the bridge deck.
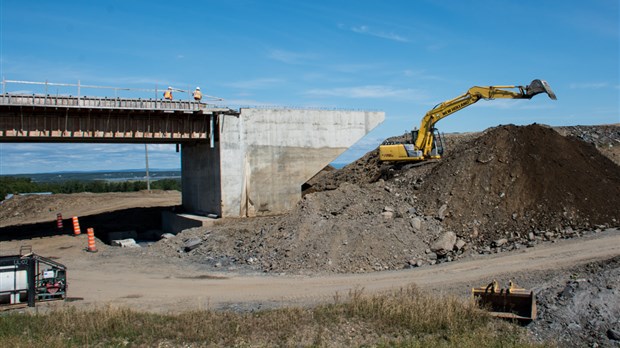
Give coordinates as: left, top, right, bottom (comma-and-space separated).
0, 93, 231, 112
0, 94, 239, 143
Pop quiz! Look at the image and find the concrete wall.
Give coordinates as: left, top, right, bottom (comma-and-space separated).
220, 108, 384, 217
219, 115, 246, 216
182, 108, 384, 217
181, 141, 221, 216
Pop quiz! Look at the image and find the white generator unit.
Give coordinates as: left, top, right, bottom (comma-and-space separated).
0, 250, 67, 307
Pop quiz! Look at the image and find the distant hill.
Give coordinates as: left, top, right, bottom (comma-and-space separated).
1, 169, 181, 183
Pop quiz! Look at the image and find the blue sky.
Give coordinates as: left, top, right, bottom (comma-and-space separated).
0, 0, 618, 175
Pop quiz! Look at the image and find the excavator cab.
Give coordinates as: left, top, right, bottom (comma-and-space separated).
472, 280, 536, 321
380, 128, 444, 161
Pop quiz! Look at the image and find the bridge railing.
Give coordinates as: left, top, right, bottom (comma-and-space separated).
0, 93, 211, 111
0, 79, 225, 111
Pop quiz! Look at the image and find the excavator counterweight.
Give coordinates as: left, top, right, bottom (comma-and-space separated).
379, 79, 557, 162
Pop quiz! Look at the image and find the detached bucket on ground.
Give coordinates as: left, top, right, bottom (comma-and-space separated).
472, 280, 536, 321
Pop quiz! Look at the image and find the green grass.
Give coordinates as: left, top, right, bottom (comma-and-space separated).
0, 286, 550, 347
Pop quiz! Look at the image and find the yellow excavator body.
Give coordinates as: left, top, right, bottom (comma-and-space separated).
378, 143, 424, 161
472, 280, 536, 321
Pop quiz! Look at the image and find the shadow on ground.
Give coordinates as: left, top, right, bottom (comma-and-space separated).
0, 206, 181, 243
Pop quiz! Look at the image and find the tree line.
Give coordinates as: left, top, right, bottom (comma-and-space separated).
0, 176, 180, 199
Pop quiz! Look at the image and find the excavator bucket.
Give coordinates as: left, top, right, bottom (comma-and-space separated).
525, 79, 557, 100
472, 280, 536, 321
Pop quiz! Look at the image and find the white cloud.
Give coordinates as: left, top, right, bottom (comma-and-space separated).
330, 63, 377, 74
147, 144, 176, 152
402, 69, 443, 81
569, 82, 609, 89
471, 99, 556, 110
217, 99, 278, 107
0, 143, 180, 174
349, 25, 409, 43
268, 49, 318, 64
225, 78, 285, 90
304, 85, 424, 100
7, 89, 34, 94
425, 42, 447, 52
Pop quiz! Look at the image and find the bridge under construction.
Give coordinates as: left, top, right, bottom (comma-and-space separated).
0, 88, 236, 143
0, 80, 384, 223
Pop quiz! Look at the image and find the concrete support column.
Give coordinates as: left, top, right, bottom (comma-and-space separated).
181, 141, 221, 216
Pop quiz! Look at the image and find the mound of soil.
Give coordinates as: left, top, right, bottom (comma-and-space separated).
414, 124, 620, 242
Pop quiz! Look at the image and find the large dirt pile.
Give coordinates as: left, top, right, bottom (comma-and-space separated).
414, 124, 620, 242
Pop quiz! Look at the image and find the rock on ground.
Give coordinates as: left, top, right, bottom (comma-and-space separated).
528, 256, 620, 347
430, 231, 456, 256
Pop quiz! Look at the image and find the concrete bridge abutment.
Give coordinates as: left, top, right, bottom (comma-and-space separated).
181, 108, 384, 218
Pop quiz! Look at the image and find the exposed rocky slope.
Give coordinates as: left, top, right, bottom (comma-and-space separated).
529, 256, 620, 347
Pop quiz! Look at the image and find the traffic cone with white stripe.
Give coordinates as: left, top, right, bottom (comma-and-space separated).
56, 213, 64, 231
72, 216, 81, 236
86, 228, 98, 253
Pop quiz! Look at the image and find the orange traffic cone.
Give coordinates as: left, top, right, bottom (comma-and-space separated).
86, 228, 98, 253
72, 216, 81, 236
56, 213, 64, 231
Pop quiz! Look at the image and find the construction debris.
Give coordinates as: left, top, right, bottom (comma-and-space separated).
111, 239, 140, 248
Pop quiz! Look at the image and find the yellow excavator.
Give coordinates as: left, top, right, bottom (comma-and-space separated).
379, 79, 557, 162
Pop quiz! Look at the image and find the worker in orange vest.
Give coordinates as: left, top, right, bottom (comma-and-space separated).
163, 87, 173, 100
193, 87, 202, 101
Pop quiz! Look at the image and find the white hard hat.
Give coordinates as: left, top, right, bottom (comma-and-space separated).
196, 87, 200, 90
168, 86, 172, 89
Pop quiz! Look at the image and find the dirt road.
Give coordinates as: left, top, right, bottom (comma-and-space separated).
6, 228, 616, 313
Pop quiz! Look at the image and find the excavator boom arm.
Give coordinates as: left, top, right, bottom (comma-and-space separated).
415, 93, 479, 152
414, 79, 556, 155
